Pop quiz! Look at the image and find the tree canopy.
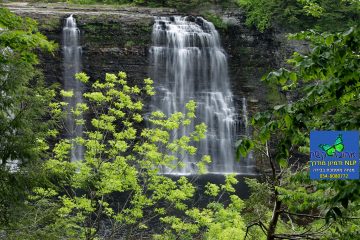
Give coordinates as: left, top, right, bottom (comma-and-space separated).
0, 7, 56, 227
238, 25, 360, 240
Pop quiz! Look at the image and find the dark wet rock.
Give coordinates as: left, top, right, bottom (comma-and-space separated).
186, 15, 196, 22
195, 17, 204, 27
4, 3, 307, 116
158, 20, 166, 30
5, 5, 306, 172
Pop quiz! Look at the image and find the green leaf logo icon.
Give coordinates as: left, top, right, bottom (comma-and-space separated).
319, 134, 345, 156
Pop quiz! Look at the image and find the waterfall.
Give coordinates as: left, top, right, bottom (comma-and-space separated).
62, 15, 83, 161
150, 16, 251, 174
242, 98, 249, 137
241, 97, 255, 172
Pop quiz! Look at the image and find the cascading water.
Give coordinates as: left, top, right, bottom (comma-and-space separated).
63, 15, 83, 161
241, 97, 255, 172
150, 16, 252, 174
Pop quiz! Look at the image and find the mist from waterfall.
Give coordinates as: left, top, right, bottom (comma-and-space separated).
150, 16, 253, 174
63, 15, 83, 161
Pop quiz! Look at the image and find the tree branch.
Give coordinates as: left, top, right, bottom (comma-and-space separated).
245, 220, 268, 239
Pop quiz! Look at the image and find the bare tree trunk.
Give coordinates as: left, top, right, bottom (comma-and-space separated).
266, 141, 282, 240
266, 190, 282, 240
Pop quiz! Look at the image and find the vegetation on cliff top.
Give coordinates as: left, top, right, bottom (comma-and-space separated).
237, 0, 359, 32
19, 0, 359, 33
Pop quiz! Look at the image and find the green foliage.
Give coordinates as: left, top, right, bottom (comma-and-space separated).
203, 12, 228, 30
236, 0, 359, 32
236, 0, 273, 32
235, 137, 254, 159
68, 0, 97, 4
0, 8, 56, 228
63, 0, 235, 11
2, 185, 64, 240
297, 0, 324, 17
249, 26, 360, 167
124, 40, 135, 48
243, 178, 272, 219
157, 175, 247, 239
239, 26, 360, 238
12, 70, 242, 239
0, 8, 56, 165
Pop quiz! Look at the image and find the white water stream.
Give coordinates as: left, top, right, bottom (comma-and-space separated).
150, 16, 253, 174
63, 15, 83, 161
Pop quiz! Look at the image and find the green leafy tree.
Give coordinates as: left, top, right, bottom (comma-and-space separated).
0, 8, 56, 165
236, 0, 274, 32
238, 26, 360, 239
236, 0, 359, 32
157, 175, 247, 240
0, 8, 56, 227
10, 71, 247, 239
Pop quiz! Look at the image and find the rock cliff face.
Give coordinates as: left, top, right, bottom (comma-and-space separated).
4, 2, 304, 116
